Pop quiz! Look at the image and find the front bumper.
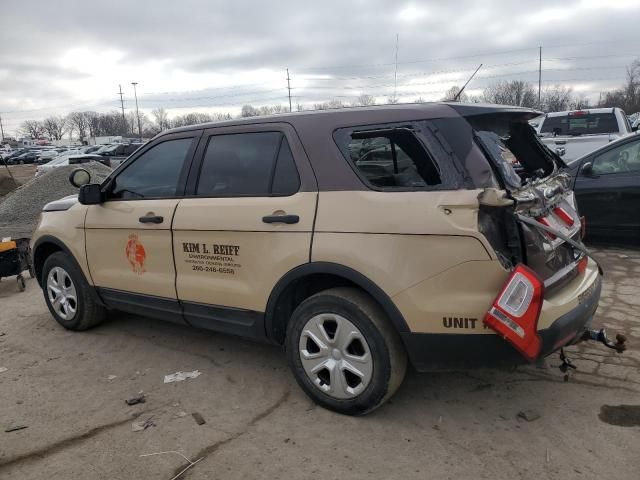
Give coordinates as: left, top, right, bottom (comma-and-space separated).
401, 273, 602, 371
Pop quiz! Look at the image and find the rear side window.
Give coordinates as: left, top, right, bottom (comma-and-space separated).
196, 132, 300, 196
540, 113, 618, 136
110, 138, 193, 199
338, 127, 441, 189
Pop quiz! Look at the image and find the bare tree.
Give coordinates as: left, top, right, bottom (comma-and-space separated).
413, 97, 427, 103
151, 107, 170, 132
67, 112, 89, 142
483, 80, 537, 107
19, 120, 44, 139
541, 85, 574, 112
386, 96, 399, 104
599, 59, 640, 113
83, 111, 100, 139
354, 94, 376, 106
443, 86, 469, 102
42, 116, 66, 140
241, 105, 259, 117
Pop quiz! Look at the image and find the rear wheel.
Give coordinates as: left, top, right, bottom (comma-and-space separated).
42, 252, 106, 331
286, 287, 407, 415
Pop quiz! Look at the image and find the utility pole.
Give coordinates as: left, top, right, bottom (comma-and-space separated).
286, 68, 292, 113
117, 84, 126, 129
538, 46, 542, 108
393, 33, 399, 102
0, 113, 4, 142
131, 82, 142, 141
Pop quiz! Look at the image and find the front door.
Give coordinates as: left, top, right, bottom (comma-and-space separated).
85, 133, 200, 321
172, 125, 317, 337
575, 136, 640, 238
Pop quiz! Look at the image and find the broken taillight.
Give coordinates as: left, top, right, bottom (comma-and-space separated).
553, 206, 575, 227
536, 217, 557, 240
484, 264, 544, 361
577, 256, 588, 274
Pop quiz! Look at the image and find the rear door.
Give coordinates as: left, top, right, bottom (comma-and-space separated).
85, 131, 201, 321
574, 135, 640, 238
172, 123, 317, 337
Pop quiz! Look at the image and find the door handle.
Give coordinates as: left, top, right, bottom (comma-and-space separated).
262, 214, 299, 224
139, 215, 164, 224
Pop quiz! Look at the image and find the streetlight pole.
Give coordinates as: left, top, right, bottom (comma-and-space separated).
131, 82, 142, 141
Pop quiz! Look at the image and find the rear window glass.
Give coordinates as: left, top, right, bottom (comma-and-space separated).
338, 128, 441, 189
540, 113, 618, 136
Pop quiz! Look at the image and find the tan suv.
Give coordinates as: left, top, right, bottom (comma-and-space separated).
32, 103, 601, 415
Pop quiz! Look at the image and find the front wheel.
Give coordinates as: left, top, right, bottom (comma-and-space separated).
286, 287, 407, 415
42, 252, 106, 331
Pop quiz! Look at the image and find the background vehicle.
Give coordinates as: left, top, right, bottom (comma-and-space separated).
538, 108, 632, 163
10, 151, 39, 164
36, 153, 109, 176
567, 132, 640, 242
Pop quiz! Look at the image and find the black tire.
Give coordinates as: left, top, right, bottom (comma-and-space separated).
42, 252, 106, 331
286, 287, 407, 416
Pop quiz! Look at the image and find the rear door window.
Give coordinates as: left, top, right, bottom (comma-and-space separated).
338, 128, 441, 189
540, 113, 618, 136
196, 132, 300, 196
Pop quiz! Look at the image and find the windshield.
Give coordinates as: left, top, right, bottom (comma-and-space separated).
540, 112, 618, 136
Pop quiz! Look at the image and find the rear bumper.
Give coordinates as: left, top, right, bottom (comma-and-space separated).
402, 274, 601, 371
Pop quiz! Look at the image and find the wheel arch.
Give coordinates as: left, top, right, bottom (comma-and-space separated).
265, 262, 409, 344
32, 235, 80, 287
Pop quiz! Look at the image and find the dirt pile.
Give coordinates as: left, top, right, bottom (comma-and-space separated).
0, 162, 111, 238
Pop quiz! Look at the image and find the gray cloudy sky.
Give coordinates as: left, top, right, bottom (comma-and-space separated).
1, 0, 638, 134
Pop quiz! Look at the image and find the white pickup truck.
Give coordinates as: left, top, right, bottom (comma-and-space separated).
537, 108, 634, 163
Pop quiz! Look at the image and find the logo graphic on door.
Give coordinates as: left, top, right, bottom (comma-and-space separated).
125, 233, 146, 275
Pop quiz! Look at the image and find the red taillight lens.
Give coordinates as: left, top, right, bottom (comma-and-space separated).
553, 207, 575, 227
577, 256, 588, 274
536, 217, 557, 240
484, 264, 544, 361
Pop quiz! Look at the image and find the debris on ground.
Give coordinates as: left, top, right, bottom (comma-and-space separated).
164, 370, 202, 383
599, 404, 640, 427
0, 367, 7, 374
125, 392, 146, 406
107, 374, 117, 381
174, 411, 188, 418
5, 425, 28, 432
191, 412, 206, 425
0, 162, 111, 238
517, 409, 541, 422
132, 417, 156, 432
140, 451, 204, 479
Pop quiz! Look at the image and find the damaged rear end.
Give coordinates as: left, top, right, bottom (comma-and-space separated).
451, 104, 604, 361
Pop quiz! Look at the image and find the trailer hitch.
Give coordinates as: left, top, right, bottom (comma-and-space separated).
557, 329, 626, 380
580, 328, 627, 353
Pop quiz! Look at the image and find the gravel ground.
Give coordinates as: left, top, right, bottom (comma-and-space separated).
0, 163, 111, 238
0, 246, 638, 479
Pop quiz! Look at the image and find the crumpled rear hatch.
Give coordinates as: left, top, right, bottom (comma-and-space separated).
450, 104, 584, 292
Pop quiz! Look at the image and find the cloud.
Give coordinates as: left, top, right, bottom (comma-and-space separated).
0, 0, 637, 133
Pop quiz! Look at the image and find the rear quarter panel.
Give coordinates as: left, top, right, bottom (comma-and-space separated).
312, 189, 510, 334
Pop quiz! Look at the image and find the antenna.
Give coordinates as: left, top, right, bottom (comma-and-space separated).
454, 63, 483, 101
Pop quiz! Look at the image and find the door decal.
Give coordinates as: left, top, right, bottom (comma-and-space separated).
125, 233, 147, 275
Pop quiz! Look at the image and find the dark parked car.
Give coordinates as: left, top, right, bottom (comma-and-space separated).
568, 132, 640, 242
10, 151, 39, 164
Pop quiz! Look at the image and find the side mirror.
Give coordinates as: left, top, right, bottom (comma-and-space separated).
69, 168, 91, 187
581, 162, 594, 176
78, 184, 102, 205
